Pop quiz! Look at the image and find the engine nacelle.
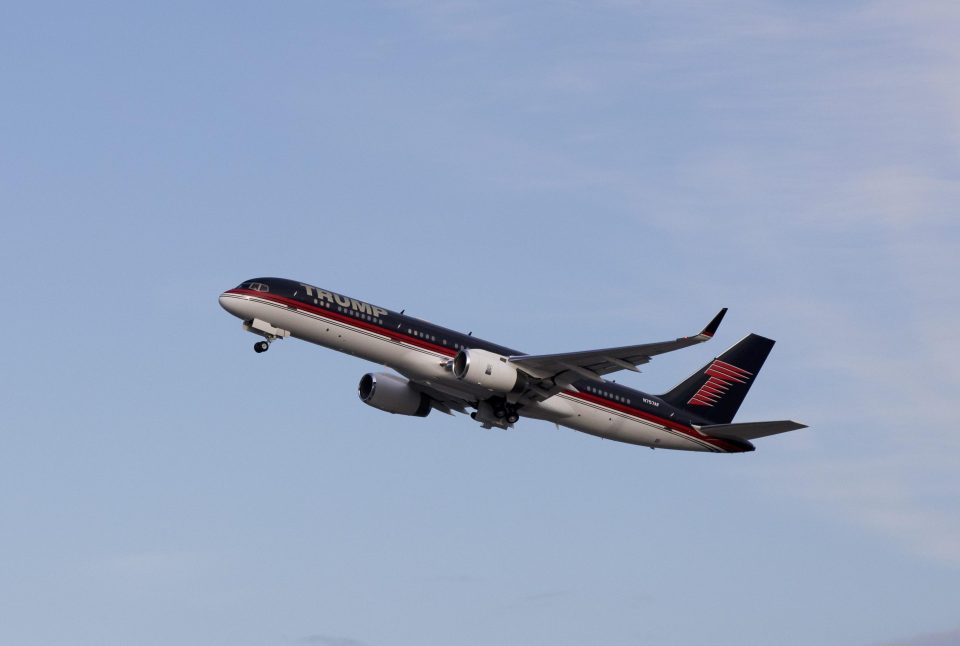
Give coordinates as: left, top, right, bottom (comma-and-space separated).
358, 372, 432, 417
452, 348, 527, 394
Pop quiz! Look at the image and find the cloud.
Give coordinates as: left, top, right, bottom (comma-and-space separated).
299, 635, 368, 646
395, 0, 514, 43
517, 589, 568, 604
609, 2, 960, 568
872, 625, 960, 646
391, 0, 960, 568
94, 550, 215, 584
756, 455, 960, 567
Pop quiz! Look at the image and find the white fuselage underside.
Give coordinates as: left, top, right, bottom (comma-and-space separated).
219, 292, 724, 452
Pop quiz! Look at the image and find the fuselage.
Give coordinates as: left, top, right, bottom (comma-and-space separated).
219, 277, 752, 453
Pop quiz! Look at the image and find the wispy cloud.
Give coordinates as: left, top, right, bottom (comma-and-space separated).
394, 0, 515, 42
871, 625, 960, 646
299, 635, 368, 646
393, 0, 960, 568
627, 3, 960, 567
517, 589, 568, 604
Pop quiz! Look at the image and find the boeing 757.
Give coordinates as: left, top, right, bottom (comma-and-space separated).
219, 278, 805, 453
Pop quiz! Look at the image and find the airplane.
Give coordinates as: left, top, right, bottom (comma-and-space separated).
218, 278, 806, 453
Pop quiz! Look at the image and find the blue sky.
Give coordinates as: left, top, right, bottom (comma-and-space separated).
1, 2, 959, 645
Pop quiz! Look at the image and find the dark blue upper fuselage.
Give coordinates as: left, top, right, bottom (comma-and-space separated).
232, 277, 725, 432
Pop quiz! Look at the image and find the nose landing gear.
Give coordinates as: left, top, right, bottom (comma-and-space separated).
243, 319, 290, 354
243, 318, 290, 354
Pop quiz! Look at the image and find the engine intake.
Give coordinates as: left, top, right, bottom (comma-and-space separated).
358, 372, 432, 417
452, 348, 527, 394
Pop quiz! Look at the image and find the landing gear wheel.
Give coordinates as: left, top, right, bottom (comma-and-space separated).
494, 407, 507, 419
254, 341, 270, 353
506, 413, 519, 424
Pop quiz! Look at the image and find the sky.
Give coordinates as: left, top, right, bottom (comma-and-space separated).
1, 1, 959, 645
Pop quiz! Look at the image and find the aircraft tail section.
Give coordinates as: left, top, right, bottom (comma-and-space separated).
660, 333, 775, 424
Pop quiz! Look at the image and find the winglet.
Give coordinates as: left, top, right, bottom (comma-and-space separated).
699, 308, 727, 338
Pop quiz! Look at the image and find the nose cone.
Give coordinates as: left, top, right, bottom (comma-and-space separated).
219, 291, 244, 317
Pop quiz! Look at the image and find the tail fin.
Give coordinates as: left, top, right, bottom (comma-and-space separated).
660, 333, 775, 424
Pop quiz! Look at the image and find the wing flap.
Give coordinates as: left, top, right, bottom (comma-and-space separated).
508, 308, 727, 380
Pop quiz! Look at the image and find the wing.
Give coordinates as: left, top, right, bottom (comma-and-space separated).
404, 378, 472, 416
508, 308, 727, 383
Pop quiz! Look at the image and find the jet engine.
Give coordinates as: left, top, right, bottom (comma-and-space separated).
452, 348, 527, 394
358, 372, 432, 417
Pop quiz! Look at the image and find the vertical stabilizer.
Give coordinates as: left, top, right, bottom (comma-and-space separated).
659, 333, 775, 424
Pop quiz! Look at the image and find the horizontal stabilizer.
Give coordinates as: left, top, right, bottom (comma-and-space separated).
694, 420, 807, 442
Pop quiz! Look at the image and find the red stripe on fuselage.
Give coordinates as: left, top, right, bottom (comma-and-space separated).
226, 289, 746, 452
565, 390, 744, 452
225, 288, 458, 357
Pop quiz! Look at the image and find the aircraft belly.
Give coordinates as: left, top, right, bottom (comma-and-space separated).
553, 396, 712, 452
523, 396, 575, 421
238, 298, 470, 389
234, 297, 717, 451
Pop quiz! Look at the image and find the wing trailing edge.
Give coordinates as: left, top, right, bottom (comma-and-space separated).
508, 308, 728, 381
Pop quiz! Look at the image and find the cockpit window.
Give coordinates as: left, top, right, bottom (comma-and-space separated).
241, 282, 270, 292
